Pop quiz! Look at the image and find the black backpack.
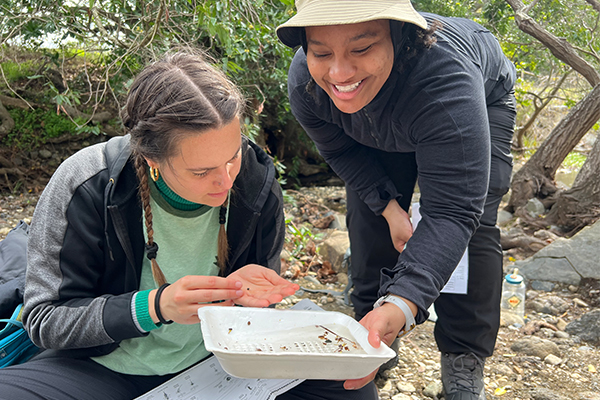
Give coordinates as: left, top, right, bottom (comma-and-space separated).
0, 221, 39, 368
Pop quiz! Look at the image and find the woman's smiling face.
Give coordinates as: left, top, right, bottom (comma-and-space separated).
305, 19, 394, 114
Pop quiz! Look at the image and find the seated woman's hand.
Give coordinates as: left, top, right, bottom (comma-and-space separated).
229, 264, 300, 308
151, 275, 246, 325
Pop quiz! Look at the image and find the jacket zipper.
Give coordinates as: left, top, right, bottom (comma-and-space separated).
362, 109, 380, 147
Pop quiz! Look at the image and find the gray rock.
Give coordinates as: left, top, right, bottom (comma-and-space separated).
39, 149, 52, 159
533, 229, 560, 242
526, 290, 540, 300
328, 214, 347, 231
497, 209, 513, 226
530, 280, 555, 292
280, 249, 291, 261
396, 382, 415, 393
526, 198, 546, 216
568, 285, 579, 293
565, 310, 600, 345
579, 391, 600, 400
422, 381, 443, 398
527, 295, 570, 316
544, 354, 562, 365
514, 220, 600, 285
531, 387, 569, 400
318, 231, 349, 272
554, 331, 570, 339
336, 272, 348, 285
511, 337, 561, 359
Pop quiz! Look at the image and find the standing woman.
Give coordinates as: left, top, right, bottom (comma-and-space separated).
277, 1, 517, 399
0, 51, 377, 400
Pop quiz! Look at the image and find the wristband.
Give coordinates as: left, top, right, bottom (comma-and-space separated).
134, 290, 161, 332
373, 294, 416, 338
155, 283, 174, 325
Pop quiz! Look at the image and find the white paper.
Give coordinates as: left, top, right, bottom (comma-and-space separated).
411, 203, 468, 295
135, 299, 322, 400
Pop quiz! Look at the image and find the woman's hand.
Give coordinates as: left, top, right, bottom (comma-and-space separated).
149, 275, 245, 325
229, 264, 300, 308
344, 298, 416, 390
381, 199, 413, 253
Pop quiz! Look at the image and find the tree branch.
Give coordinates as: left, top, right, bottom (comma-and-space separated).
506, 0, 600, 86
585, 0, 600, 13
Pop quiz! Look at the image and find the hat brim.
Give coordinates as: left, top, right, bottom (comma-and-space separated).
276, 1, 428, 48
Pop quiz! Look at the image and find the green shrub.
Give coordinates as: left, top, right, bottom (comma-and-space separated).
4, 108, 77, 150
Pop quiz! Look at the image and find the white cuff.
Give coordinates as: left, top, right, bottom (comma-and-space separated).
373, 294, 416, 338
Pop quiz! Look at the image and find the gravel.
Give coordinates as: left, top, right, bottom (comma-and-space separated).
1, 188, 598, 400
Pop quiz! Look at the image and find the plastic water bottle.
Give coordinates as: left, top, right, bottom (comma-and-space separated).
501, 268, 526, 326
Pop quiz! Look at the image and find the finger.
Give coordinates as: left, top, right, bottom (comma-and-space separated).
367, 327, 382, 349
197, 299, 236, 309
233, 296, 270, 308
188, 288, 244, 304
343, 369, 377, 390
180, 275, 243, 291
260, 270, 298, 288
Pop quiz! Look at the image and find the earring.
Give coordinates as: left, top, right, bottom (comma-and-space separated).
149, 167, 160, 182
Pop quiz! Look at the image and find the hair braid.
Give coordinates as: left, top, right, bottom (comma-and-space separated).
134, 155, 168, 286
217, 200, 230, 275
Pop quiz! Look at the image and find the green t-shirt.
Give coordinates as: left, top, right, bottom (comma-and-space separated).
92, 184, 222, 376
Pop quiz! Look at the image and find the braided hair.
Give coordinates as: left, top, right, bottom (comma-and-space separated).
122, 50, 244, 284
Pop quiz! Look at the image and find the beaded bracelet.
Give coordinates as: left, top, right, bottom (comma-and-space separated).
155, 283, 174, 325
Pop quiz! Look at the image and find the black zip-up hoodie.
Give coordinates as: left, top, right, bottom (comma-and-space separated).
23, 134, 284, 357
288, 13, 516, 324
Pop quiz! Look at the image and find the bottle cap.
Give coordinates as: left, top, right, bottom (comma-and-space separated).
505, 272, 524, 284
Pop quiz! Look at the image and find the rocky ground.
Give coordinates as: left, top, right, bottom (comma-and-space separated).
1, 187, 599, 400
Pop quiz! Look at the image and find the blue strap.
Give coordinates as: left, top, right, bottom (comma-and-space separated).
0, 319, 23, 328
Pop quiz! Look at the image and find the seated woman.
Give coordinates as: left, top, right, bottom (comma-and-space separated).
0, 51, 377, 400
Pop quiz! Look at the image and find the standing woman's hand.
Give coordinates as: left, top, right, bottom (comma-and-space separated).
344, 298, 416, 390
381, 199, 413, 253
229, 264, 300, 307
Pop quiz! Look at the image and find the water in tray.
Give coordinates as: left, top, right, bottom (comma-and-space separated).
217, 323, 366, 355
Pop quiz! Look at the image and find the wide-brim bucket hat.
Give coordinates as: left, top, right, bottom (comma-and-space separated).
276, 0, 428, 48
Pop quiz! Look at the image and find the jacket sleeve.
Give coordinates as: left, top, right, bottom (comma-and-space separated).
380, 67, 491, 323
23, 146, 146, 350
288, 48, 492, 324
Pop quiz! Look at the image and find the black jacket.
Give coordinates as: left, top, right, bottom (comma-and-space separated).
288, 13, 516, 323
23, 135, 284, 357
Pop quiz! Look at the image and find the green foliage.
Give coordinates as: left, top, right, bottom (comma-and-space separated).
4, 108, 77, 150
1, 0, 298, 154
285, 216, 322, 258
0, 59, 40, 82
561, 151, 587, 169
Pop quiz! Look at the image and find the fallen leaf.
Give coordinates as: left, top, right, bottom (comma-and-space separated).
495, 387, 507, 396
589, 365, 597, 373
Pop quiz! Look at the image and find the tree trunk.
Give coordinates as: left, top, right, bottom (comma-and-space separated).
508, 83, 600, 210
545, 132, 600, 233
506, 0, 600, 87
505, 0, 600, 212
0, 99, 15, 140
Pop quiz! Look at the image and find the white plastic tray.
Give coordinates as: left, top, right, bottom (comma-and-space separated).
197, 307, 395, 380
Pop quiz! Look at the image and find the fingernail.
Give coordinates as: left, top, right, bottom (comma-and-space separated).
235, 290, 243, 296
235, 281, 243, 288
